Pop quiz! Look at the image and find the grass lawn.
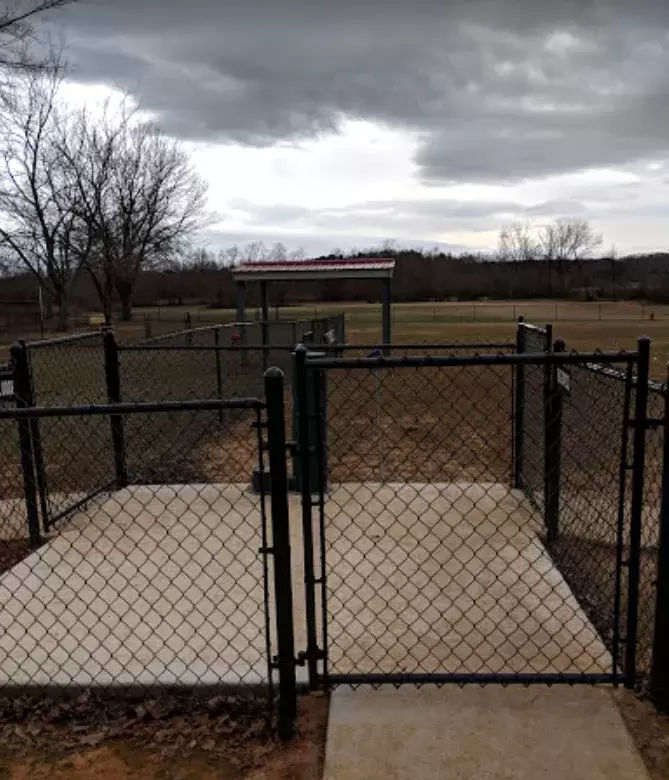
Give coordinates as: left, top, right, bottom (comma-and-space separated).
122, 299, 669, 379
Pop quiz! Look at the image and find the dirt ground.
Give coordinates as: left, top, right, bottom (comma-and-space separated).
616, 689, 669, 780
0, 691, 328, 780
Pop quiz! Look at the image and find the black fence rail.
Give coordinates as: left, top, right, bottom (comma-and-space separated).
19, 333, 112, 532
0, 398, 278, 700
297, 347, 644, 690
4, 318, 669, 738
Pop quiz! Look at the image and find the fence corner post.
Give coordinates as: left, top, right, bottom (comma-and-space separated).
103, 329, 127, 489
545, 335, 563, 545
513, 317, 526, 489
651, 364, 669, 708
264, 367, 297, 739
625, 335, 651, 688
11, 341, 41, 547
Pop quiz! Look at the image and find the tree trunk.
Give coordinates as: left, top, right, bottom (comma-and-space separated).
55, 292, 69, 331
117, 282, 133, 321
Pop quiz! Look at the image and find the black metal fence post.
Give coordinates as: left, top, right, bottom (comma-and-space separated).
264, 367, 297, 739
103, 329, 128, 488
513, 317, 525, 489
294, 345, 319, 689
650, 369, 669, 709
11, 342, 41, 547
545, 335, 564, 544
625, 336, 650, 688
16, 343, 49, 532
314, 367, 328, 493
214, 326, 223, 423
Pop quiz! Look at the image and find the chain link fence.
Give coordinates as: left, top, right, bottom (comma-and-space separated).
21, 334, 113, 531
3, 318, 669, 736
0, 398, 276, 705
298, 347, 645, 686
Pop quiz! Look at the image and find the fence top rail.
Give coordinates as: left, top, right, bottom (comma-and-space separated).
575, 357, 666, 395
0, 396, 265, 420
118, 340, 516, 353
329, 342, 516, 351
305, 349, 639, 370
23, 330, 103, 349
518, 321, 548, 335
132, 315, 339, 345
120, 343, 297, 352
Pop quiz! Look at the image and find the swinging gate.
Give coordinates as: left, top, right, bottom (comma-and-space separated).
289, 339, 651, 692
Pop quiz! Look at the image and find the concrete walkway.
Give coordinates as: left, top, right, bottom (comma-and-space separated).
323, 686, 649, 779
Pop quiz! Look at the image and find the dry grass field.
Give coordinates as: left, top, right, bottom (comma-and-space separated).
2, 298, 668, 377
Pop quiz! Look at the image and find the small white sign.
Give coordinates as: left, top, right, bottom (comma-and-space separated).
557, 367, 570, 394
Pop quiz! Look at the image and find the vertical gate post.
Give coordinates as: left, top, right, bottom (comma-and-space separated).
513, 317, 525, 489
625, 336, 651, 688
103, 329, 127, 489
294, 345, 319, 688
11, 342, 41, 547
13, 342, 48, 532
650, 367, 669, 709
545, 335, 564, 544
264, 367, 297, 739
214, 327, 223, 423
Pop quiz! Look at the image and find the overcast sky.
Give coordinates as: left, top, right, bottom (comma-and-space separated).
47, 0, 669, 255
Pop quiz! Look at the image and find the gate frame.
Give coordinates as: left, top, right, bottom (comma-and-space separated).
297, 344, 648, 690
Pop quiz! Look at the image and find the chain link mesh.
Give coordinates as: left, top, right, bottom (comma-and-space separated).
0, 402, 273, 693
516, 324, 549, 511
24, 334, 112, 528
313, 356, 622, 681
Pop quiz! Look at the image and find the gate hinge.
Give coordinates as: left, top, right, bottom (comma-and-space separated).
295, 647, 325, 666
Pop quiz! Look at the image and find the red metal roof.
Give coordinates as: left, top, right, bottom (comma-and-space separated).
235, 257, 394, 272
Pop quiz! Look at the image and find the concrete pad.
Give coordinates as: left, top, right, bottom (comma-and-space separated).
323, 483, 610, 676
0, 481, 609, 689
323, 686, 649, 779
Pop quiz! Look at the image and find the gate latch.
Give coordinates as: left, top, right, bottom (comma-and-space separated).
295, 647, 325, 666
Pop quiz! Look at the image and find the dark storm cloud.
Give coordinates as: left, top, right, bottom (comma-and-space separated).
53, 1, 669, 182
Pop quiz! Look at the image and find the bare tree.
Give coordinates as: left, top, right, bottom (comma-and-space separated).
62, 105, 209, 321
0, 63, 90, 329
537, 217, 603, 294
242, 240, 268, 263
268, 241, 287, 262
0, 1, 76, 72
497, 222, 537, 262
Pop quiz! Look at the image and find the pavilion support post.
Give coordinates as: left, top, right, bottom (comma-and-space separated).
261, 281, 269, 322
381, 276, 391, 354
236, 281, 246, 323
